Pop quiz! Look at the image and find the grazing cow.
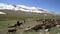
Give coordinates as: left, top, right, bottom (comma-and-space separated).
24, 24, 43, 32
56, 19, 60, 25
8, 21, 23, 28
36, 19, 43, 22
56, 19, 60, 28
45, 24, 51, 31
31, 24, 43, 32
45, 25, 51, 34
7, 28, 17, 34
16, 21, 23, 27
8, 24, 17, 28
44, 22, 51, 34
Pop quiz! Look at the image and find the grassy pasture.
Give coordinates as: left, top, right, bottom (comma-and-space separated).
0, 9, 60, 34
0, 20, 60, 34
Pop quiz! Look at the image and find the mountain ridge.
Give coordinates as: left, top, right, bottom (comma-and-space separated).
0, 3, 59, 20
0, 3, 53, 14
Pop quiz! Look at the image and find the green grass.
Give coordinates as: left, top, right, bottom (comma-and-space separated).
0, 10, 60, 34
0, 20, 59, 34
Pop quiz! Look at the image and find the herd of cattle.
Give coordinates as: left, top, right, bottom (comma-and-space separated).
7, 21, 23, 34
7, 19, 60, 34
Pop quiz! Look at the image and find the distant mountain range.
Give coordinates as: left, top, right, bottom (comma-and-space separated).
0, 3, 54, 14
0, 3, 58, 20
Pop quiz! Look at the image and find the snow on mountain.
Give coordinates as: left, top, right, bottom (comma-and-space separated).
0, 3, 53, 14
0, 3, 14, 10
0, 12, 6, 14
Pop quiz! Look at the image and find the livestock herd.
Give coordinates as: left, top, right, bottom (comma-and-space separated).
7, 19, 60, 34
7, 21, 23, 34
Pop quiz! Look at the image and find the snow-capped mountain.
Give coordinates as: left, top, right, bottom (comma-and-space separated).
0, 12, 6, 14
0, 3, 54, 15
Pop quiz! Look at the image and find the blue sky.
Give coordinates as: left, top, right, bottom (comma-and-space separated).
0, 0, 60, 14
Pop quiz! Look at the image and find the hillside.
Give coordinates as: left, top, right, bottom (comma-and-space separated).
0, 10, 56, 20
0, 3, 59, 20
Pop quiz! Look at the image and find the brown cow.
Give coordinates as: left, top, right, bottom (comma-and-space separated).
30, 24, 43, 32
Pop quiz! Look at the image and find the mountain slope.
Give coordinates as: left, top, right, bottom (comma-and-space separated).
0, 3, 53, 14
0, 10, 55, 20
0, 3, 56, 20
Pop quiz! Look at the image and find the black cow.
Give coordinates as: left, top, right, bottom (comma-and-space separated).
8, 24, 17, 28
16, 21, 23, 27
7, 28, 17, 34
8, 21, 23, 28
